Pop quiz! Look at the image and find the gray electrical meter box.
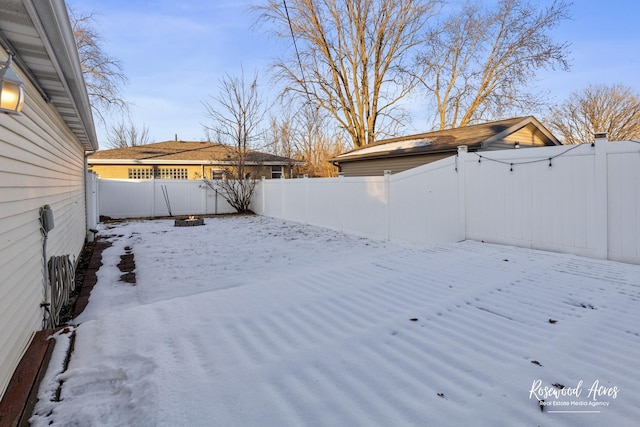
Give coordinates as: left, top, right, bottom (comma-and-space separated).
41, 205, 54, 232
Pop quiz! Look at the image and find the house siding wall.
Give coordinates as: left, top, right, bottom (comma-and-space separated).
89, 164, 203, 179
485, 125, 550, 150
0, 65, 88, 397
89, 164, 280, 180
339, 153, 452, 177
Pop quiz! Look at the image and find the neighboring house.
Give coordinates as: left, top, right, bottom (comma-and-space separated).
88, 140, 303, 180
0, 0, 98, 400
330, 116, 561, 176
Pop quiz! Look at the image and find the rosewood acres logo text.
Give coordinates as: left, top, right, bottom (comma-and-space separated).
529, 379, 620, 413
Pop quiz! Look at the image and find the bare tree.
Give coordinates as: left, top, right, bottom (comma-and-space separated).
68, 6, 128, 124
293, 105, 346, 177
417, 0, 570, 129
254, 0, 440, 148
267, 104, 348, 177
107, 120, 151, 148
266, 112, 297, 177
201, 70, 266, 213
546, 83, 640, 144
267, 110, 296, 159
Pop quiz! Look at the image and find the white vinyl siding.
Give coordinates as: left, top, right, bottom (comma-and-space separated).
0, 78, 88, 397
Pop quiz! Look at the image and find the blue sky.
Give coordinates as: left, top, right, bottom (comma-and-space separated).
68, 0, 640, 148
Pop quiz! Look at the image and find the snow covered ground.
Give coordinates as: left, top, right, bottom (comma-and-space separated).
31, 215, 640, 426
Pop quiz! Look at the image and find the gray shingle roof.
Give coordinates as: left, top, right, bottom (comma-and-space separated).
88, 140, 302, 165
332, 116, 559, 162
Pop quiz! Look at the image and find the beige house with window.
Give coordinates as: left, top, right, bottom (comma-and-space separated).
88, 140, 303, 180
331, 116, 561, 176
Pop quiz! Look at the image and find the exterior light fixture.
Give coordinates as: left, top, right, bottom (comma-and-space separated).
0, 54, 25, 114
514, 142, 520, 149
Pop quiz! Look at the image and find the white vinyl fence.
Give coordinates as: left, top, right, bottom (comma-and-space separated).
93, 139, 640, 264
98, 179, 235, 218
253, 157, 462, 246
253, 138, 640, 264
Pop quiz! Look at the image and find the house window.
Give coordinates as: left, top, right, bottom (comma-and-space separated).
271, 165, 283, 179
210, 169, 224, 180
156, 168, 188, 179
127, 168, 188, 179
128, 168, 154, 179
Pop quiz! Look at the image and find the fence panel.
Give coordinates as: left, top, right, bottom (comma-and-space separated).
607, 143, 640, 263
203, 185, 236, 215
464, 144, 602, 258
99, 179, 154, 218
98, 179, 234, 218
260, 179, 284, 218
281, 178, 308, 223
306, 178, 343, 231
340, 176, 387, 239
389, 156, 462, 245
257, 176, 388, 239
153, 180, 199, 217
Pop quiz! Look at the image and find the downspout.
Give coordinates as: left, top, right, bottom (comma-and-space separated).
84, 152, 98, 242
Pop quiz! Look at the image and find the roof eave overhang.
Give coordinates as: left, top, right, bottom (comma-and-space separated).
480, 116, 561, 148
331, 145, 481, 164
261, 161, 305, 166
0, 0, 99, 151
28, 0, 98, 151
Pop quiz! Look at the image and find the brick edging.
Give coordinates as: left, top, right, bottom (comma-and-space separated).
73, 239, 111, 318
0, 330, 56, 427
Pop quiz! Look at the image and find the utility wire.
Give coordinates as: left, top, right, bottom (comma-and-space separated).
283, 0, 312, 105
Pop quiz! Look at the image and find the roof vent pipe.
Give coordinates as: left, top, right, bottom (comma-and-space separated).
175, 133, 178, 142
